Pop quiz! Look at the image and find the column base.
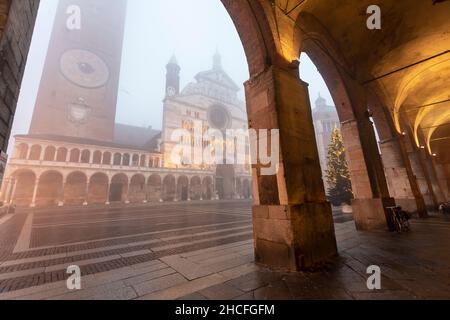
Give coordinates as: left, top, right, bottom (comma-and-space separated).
352, 198, 395, 231
125, 201, 130, 204
253, 203, 337, 271
105, 202, 110, 205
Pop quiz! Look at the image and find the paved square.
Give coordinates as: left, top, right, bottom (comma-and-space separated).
0, 201, 449, 300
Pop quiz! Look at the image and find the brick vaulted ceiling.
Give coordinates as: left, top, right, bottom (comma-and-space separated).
269, 0, 450, 162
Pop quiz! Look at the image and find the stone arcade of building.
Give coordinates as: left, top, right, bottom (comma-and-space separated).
0, 53, 253, 208
0, 0, 449, 272
0, 0, 251, 208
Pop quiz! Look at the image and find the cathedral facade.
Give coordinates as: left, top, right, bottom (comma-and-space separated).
0, 0, 251, 208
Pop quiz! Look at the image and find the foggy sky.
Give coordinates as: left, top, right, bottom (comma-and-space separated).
8, 0, 333, 154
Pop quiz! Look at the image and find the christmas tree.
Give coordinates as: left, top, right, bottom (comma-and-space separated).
326, 127, 353, 206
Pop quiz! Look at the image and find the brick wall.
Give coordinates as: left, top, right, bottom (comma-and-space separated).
0, 0, 39, 153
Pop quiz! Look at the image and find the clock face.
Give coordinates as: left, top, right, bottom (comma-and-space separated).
60, 49, 110, 88
167, 87, 176, 97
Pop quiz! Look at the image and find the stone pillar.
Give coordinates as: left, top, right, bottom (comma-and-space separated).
105, 182, 111, 205
245, 64, 337, 271
26, 147, 32, 160
419, 149, 446, 205
124, 182, 130, 204
9, 179, 17, 205
58, 178, 65, 207
379, 137, 427, 216
83, 182, 89, 206
340, 118, 395, 231
432, 161, 449, 202
0, 178, 11, 203
407, 148, 437, 210
30, 179, 40, 208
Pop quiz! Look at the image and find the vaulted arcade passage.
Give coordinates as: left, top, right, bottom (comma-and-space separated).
0, 0, 449, 272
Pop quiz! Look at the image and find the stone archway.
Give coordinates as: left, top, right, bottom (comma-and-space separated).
88, 173, 109, 204
162, 175, 176, 202
64, 172, 88, 206
36, 171, 64, 207
110, 174, 129, 203
202, 177, 213, 200
177, 176, 189, 201
190, 176, 202, 201
129, 174, 146, 203
295, 12, 396, 231
11, 170, 36, 206
147, 174, 162, 202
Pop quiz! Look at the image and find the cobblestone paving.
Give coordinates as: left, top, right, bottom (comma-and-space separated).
0, 201, 449, 300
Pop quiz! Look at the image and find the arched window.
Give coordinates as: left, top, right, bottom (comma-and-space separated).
103, 152, 112, 165
70, 149, 80, 163
140, 155, 146, 167
93, 151, 102, 164
56, 148, 68, 162
44, 146, 56, 161
81, 150, 91, 164
113, 153, 122, 166
29, 145, 42, 161
123, 154, 130, 166
132, 154, 139, 167
16, 144, 29, 159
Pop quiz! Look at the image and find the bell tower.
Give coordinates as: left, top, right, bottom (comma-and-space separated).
29, 0, 127, 141
165, 55, 180, 98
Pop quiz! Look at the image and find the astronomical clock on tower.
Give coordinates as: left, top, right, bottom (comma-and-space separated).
29, 0, 127, 142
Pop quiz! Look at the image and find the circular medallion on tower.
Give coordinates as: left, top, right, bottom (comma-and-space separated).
207, 104, 231, 130
60, 49, 110, 89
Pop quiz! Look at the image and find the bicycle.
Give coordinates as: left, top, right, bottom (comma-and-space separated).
387, 206, 411, 233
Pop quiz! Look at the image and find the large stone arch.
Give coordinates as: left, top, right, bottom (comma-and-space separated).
129, 174, 146, 203
177, 176, 189, 201
110, 173, 129, 202
295, 11, 395, 231
202, 176, 213, 200
147, 174, 162, 202
10, 169, 36, 207
64, 171, 88, 206
220, 0, 279, 77
190, 176, 202, 201
36, 170, 64, 207
162, 175, 176, 202
88, 173, 109, 204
